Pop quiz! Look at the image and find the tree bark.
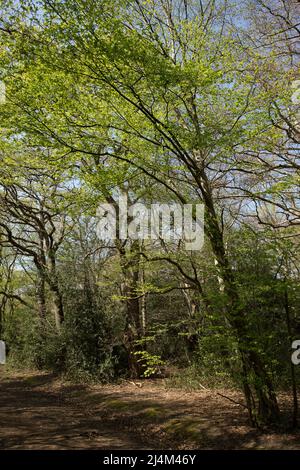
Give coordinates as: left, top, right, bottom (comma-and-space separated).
119, 240, 144, 378
36, 268, 47, 326
48, 254, 64, 331
199, 170, 280, 426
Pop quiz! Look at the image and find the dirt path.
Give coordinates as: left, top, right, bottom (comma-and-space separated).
0, 369, 299, 450
0, 371, 149, 450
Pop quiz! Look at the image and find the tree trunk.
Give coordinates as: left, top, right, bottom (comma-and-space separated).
48, 254, 64, 331
140, 266, 147, 336
52, 288, 64, 332
119, 240, 145, 378
199, 171, 280, 426
36, 268, 47, 326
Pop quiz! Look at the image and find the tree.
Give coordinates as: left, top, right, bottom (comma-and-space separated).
1, 0, 297, 424
0, 150, 74, 330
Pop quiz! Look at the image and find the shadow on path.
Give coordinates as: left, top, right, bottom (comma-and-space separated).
0, 372, 148, 449
0, 371, 299, 450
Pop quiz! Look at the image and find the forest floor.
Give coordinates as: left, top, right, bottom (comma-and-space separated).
0, 368, 300, 450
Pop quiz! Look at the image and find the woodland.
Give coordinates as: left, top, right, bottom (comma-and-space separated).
0, 0, 299, 446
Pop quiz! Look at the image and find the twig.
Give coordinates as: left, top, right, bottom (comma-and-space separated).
198, 383, 248, 409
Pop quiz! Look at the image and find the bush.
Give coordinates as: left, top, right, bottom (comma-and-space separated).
3, 298, 117, 382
